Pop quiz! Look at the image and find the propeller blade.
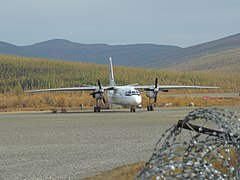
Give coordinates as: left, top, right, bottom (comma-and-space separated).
155, 77, 158, 88
90, 92, 96, 96
102, 96, 106, 104
97, 78, 102, 89
154, 78, 158, 103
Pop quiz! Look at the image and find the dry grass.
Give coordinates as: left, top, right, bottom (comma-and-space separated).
84, 147, 238, 179
156, 96, 240, 108
0, 92, 239, 112
84, 162, 146, 180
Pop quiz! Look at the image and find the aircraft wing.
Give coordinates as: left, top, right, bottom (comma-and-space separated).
135, 85, 219, 91
25, 86, 115, 93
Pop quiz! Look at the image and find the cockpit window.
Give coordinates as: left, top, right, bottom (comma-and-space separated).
125, 90, 140, 96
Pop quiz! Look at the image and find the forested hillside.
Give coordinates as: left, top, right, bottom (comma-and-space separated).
0, 54, 238, 93
170, 48, 240, 72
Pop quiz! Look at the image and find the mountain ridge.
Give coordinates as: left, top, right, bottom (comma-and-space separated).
147, 33, 240, 68
0, 33, 240, 68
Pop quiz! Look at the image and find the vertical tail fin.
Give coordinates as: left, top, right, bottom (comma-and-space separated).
109, 57, 116, 86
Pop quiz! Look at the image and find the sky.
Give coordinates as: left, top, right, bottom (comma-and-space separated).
0, 0, 240, 47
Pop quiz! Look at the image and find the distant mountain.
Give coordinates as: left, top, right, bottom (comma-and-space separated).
0, 39, 180, 66
0, 33, 240, 68
0, 41, 18, 52
146, 33, 240, 68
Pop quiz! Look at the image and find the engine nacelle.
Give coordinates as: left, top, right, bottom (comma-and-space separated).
94, 93, 103, 99
146, 91, 157, 99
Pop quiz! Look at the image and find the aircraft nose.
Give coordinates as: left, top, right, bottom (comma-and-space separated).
134, 95, 142, 105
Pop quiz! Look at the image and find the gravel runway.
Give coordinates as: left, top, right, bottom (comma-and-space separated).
0, 107, 239, 179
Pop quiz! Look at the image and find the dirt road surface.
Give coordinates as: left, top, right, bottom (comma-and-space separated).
0, 107, 239, 179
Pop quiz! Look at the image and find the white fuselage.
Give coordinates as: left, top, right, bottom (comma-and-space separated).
107, 86, 142, 107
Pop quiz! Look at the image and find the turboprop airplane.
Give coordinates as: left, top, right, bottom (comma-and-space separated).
25, 57, 219, 112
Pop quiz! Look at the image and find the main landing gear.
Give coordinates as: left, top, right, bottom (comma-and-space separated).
94, 106, 101, 112
147, 98, 155, 111
91, 78, 106, 113
94, 98, 102, 112
147, 105, 154, 111
145, 77, 159, 111
130, 107, 136, 113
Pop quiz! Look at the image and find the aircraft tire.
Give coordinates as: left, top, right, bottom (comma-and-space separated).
94, 106, 101, 112
150, 105, 154, 111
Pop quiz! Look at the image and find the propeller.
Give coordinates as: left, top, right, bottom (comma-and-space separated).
144, 77, 159, 103
90, 78, 106, 104
97, 78, 106, 104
